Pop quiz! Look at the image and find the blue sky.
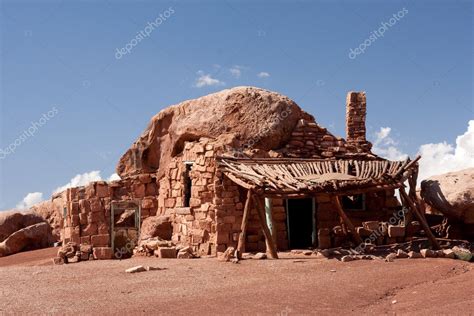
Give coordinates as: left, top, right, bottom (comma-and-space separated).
0, 0, 472, 210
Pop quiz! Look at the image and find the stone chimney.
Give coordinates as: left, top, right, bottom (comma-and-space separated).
345, 91, 372, 152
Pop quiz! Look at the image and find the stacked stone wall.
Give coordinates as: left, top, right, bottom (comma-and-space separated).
60, 175, 159, 259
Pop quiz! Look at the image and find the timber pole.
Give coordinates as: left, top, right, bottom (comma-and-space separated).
332, 195, 364, 246
252, 195, 279, 259
236, 189, 252, 259
400, 189, 440, 250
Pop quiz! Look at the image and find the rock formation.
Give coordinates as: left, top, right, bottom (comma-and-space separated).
139, 216, 172, 241
116, 86, 318, 178
421, 168, 474, 239
421, 168, 474, 224
0, 211, 45, 242
0, 222, 53, 257
30, 200, 63, 241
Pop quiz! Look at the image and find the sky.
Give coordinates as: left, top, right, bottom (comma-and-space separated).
0, 0, 473, 210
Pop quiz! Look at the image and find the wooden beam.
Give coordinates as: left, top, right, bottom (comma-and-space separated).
400, 189, 440, 250
236, 190, 252, 259
265, 197, 277, 246
252, 195, 279, 259
332, 195, 364, 246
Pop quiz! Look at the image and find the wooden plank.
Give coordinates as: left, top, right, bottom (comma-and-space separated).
400, 189, 440, 250
236, 190, 253, 258
332, 195, 364, 245
224, 173, 254, 190
252, 195, 279, 259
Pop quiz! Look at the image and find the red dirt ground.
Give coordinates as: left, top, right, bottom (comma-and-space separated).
0, 248, 473, 315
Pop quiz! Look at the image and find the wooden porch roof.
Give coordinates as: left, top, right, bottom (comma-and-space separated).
217, 156, 420, 196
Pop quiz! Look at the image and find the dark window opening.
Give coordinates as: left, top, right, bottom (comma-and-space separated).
342, 194, 366, 211
183, 162, 193, 207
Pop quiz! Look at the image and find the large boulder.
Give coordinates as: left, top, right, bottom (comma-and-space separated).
420, 168, 474, 224
30, 200, 63, 241
116, 86, 316, 178
139, 216, 172, 241
0, 222, 53, 257
0, 211, 45, 242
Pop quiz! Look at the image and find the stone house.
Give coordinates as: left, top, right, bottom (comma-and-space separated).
57, 87, 423, 259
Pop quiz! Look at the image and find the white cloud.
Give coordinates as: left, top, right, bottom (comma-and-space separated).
257, 71, 270, 78
418, 120, 474, 182
16, 192, 44, 209
371, 120, 474, 184
229, 65, 244, 78
193, 71, 225, 88
372, 127, 408, 161
53, 170, 102, 194
108, 173, 121, 181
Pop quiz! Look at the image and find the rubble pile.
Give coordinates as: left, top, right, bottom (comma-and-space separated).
134, 237, 198, 259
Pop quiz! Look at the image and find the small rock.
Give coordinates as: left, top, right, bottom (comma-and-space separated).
435, 250, 445, 258
155, 247, 177, 259
145, 266, 163, 271
396, 249, 409, 258
314, 252, 328, 259
420, 249, 436, 258
341, 255, 354, 262
452, 246, 473, 262
319, 249, 331, 257
126, 266, 147, 273
253, 252, 267, 260
442, 249, 456, 259
385, 253, 397, 262
302, 250, 313, 256
330, 269, 336, 272
408, 251, 423, 259
52, 257, 64, 265
242, 252, 253, 259
391, 300, 397, 304
177, 251, 193, 259
218, 247, 235, 262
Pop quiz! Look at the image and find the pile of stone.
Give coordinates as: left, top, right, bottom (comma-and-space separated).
384, 246, 472, 262
354, 221, 421, 245
134, 237, 197, 259
54, 241, 112, 264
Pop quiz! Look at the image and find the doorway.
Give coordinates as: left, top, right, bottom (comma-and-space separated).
286, 198, 316, 249
111, 200, 141, 259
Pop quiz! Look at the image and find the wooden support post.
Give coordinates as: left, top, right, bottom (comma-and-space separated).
265, 197, 277, 246
252, 195, 279, 259
332, 195, 364, 246
400, 189, 440, 250
236, 190, 252, 259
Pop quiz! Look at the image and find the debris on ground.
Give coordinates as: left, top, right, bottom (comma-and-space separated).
125, 265, 163, 273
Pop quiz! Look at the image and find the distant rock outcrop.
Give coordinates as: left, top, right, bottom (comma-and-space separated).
421, 168, 474, 239
30, 200, 63, 241
116, 86, 317, 178
0, 211, 45, 242
421, 168, 474, 224
0, 222, 53, 257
